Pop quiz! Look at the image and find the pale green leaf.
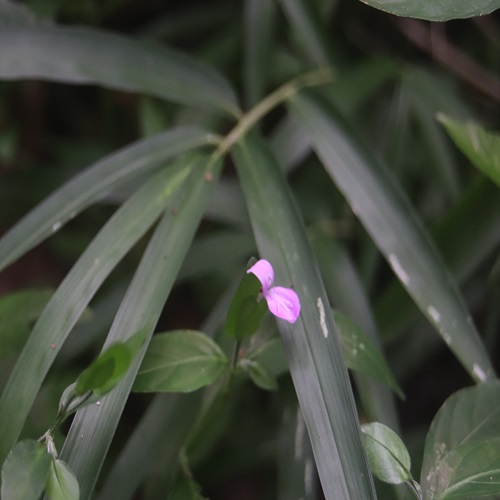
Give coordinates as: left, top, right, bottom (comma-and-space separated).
46, 459, 80, 500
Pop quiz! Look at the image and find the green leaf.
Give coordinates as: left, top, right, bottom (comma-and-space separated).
289, 90, 495, 384
168, 478, 208, 500
0, 161, 192, 467
248, 337, 289, 377
333, 311, 404, 399
232, 133, 376, 499
361, 422, 412, 485
75, 342, 132, 396
0, 288, 53, 357
0, 25, 239, 115
225, 267, 268, 339
239, 359, 279, 391
46, 459, 80, 500
0, 0, 42, 27
421, 381, 500, 500
0, 127, 216, 273
357, 0, 500, 21
437, 114, 500, 189
133, 331, 229, 393
60, 157, 222, 499
1, 440, 51, 500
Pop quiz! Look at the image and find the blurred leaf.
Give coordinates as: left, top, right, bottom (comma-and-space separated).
1, 440, 51, 500
334, 311, 404, 398
134, 331, 229, 393
239, 359, 278, 391
437, 114, 500, 188
0, 0, 42, 26
46, 459, 80, 500
290, 90, 495, 383
225, 267, 268, 339
421, 381, 500, 499
0, 288, 53, 357
168, 478, 208, 500
248, 337, 289, 377
233, 133, 376, 499
0, 162, 192, 467
361, 422, 412, 485
60, 157, 222, 499
0, 25, 239, 115
357, 0, 500, 21
0, 127, 217, 273
75, 342, 132, 396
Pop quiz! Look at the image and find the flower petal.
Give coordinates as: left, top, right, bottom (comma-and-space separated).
264, 286, 301, 323
247, 259, 274, 293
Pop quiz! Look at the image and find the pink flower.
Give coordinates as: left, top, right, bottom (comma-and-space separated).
247, 259, 300, 323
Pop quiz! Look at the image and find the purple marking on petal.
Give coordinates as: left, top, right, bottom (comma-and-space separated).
264, 286, 301, 323
247, 259, 274, 293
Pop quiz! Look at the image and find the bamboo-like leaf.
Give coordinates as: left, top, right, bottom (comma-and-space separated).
60, 156, 222, 499
289, 90, 495, 383
0, 162, 192, 467
358, 0, 500, 21
0, 25, 239, 116
0, 127, 217, 273
233, 133, 376, 499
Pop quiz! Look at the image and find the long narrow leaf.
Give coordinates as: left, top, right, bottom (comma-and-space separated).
233, 133, 376, 499
289, 90, 495, 383
60, 156, 222, 499
0, 25, 239, 116
0, 162, 192, 467
0, 127, 218, 272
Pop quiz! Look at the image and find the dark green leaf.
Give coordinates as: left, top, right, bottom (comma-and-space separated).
240, 359, 279, 391
46, 459, 80, 500
1, 440, 51, 500
75, 342, 132, 396
333, 311, 404, 398
225, 268, 268, 339
357, 0, 500, 21
437, 114, 500, 189
134, 330, 229, 393
248, 337, 289, 377
421, 381, 500, 499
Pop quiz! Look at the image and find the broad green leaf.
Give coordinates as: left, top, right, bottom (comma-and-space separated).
60, 157, 222, 499
289, 90, 495, 384
239, 359, 279, 391
0, 161, 192, 467
437, 114, 500, 189
46, 459, 80, 500
421, 381, 500, 500
361, 422, 412, 485
75, 343, 132, 396
225, 267, 268, 339
1, 440, 51, 500
333, 311, 403, 399
133, 331, 229, 393
0, 288, 53, 357
357, 0, 500, 21
0, 25, 239, 116
233, 133, 376, 499
0, 127, 217, 273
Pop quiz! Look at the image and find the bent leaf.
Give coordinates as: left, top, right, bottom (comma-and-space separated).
46, 459, 80, 500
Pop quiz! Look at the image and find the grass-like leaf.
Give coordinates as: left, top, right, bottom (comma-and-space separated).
0, 127, 217, 273
289, 89, 495, 383
0, 162, 192, 467
60, 156, 222, 499
0, 25, 239, 115
233, 133, 376, 499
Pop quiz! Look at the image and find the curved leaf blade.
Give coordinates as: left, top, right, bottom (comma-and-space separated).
0, 25, 239, 115
289, 90, 495, 383
357, 0, 500, 21
0, 127, 218, 273
233, 133, 376, 499
46, 459, 80, 500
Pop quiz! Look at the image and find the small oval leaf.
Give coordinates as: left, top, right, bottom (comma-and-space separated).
133, 330, 229, 393
361, 422, 412, 485
1, 440, 51, 500
240, 359, 279, 391
46, 459, 80, 500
